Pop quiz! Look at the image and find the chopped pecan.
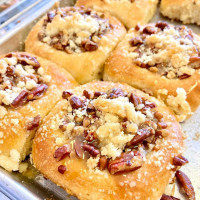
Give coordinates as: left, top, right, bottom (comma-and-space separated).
86, 103, 96, 114
6, 53, 40, 69
69, 96, 83, 109
27, 84, 48, 100
142, 26, 157, 35
129, 36, 143, 46
6, 66, 15, 77
54, 145, 71, 161
62, 91, 73, 99
129, 93, 143, 107
84, 130, 97, 142
157, 122, 167, 129
155, 21, 169, 31
99, 156, 108, 171
144, 102, 156, 109
74, 135, 84, 159
135, 24, 140, 31
173, 155, 188, 166
108, 88, 127, 99
47, 11, 55, 22
11, 90, 28, 108
0, 74, 3, 83
140, 120, 157, 130
94, 91, 105, 98
82, 40, 98, 51
154, 111, 163, 121
178, 74, 191, 79
160, 194, 180, 200
175, 170, 195, 200
83, 90, 93, 99
82, 144, 100, 157
26, 115, 41, 130
126, 128, 152, 147
58, 165, 66, 174
108, 151, 143, 175
83, 116, 91, 127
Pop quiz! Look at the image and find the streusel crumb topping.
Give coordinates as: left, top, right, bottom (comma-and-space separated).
54, 88, 169, 175
129, 22, 200, 79
38, 7, 111, 53
0, 53, 50, 108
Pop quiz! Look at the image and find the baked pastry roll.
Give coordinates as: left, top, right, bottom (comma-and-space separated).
76, 0, 159, 29
103, 22, 200, 121
160, 0, 200, 26
25, 6, 126, 84
0, 52, 78, 172
32, 81, 183, 200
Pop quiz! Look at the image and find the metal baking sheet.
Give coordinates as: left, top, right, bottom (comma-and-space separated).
0, 1, 199, 199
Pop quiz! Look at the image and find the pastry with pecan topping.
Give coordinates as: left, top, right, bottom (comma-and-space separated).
0, 52, 78, 172
25, 6, 126, 84
104, 22, 200, 121
161, 0, 200, 26
76, 0, 159, 29
32, 81, 183, 200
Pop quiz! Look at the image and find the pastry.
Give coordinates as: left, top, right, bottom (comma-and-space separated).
25, 6, 126, 84
160, 0, 200, 26
32, 81, 183, 200
0, 52, 78, 171
103, 22, 200, 121
76, 0, 159, 29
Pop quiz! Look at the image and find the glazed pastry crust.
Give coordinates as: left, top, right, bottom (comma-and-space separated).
76, 0, 159, 29
160, 0, 200, 25
32, 81, 183, 200
0, 52, 78, 171
25, 7, 126, 84
103, 24, 200, 121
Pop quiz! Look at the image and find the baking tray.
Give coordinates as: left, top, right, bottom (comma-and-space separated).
0, 0, 199, 199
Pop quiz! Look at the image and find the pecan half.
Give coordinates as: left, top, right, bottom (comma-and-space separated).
62, 91, 73, 99
54, 145, 71, 161
58, 165, 66, 174
26, 115, 41, 130
82, 144, 100, 157
108, 151, 143, 175
27, 84, 48, 100
99, 156, 108, 171
175, 170, 195, 200
11, 90, 28, 108
173, 155, 188, 166
160, 194, 180, 200
126, 128, 152, 147
69, 96, 83, 109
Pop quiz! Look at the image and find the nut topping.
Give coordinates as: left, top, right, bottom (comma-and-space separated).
173, 155, 188, 166
175, 170, 195, 200
161, 194, 180, 200
26, 115, 41, 131
82, 144, 100, 157
54, 145, 71, 161
58, 165, 66, 174
108, 151, 143, 175
11, 90, 28, 108
27, 84, 48, 100
74, 135, 84, 159
62, 91, 73, 99
69, 96, 83, 109
99, 156, 108, 171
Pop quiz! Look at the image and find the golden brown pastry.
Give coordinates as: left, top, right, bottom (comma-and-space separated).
0, 52, 78, 172
160, 0, 200, 26
103, 22, 200, 121
76, 0, 159, 29
25, 6, 126, 84
32, 81, 184, 200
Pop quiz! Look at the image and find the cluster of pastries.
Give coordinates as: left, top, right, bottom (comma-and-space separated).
0, 1, 198, 200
